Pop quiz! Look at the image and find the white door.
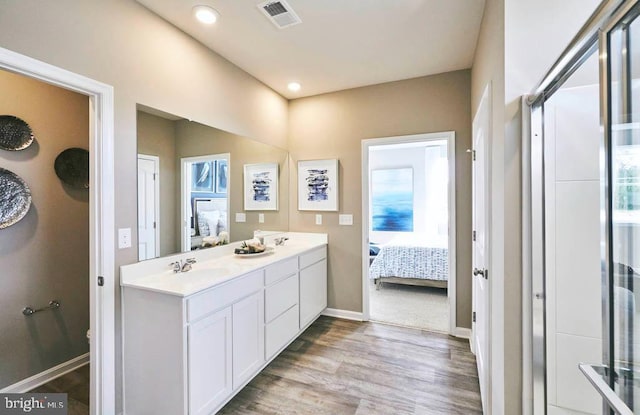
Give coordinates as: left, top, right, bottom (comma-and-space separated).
188, 306, 233, 415
232, 291, 265, 389
299, 258, 328, 328
137, 155, 159, 260
472, 85, 490, 413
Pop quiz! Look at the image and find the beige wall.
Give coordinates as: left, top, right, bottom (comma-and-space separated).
0, 70, 89, 388
175, 120, 290, 242
0, 0, 288, 409
136, 111, 178, 257
288, 70, 473, 328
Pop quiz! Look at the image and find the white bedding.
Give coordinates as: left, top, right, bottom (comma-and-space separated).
369, 234, 448, 281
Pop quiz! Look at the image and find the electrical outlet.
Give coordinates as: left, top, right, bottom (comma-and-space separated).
339, 214, 353, 225
258, 213, 265, 223
118, 228, 132, 249
315, 214, 322, 225
235, 213, 246, 223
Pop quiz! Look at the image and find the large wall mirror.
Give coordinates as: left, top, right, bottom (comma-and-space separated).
136, 105, 289, 261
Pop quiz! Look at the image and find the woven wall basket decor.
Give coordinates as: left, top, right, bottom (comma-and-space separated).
54, 147, 89, 189
0, 115, 35, 151
0, 168, 32, 229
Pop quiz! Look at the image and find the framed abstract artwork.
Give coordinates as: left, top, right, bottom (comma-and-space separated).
298, 159, 339, 211
191, 161, 215, 192
371, 168, 414, 232
215, 159, 228, 194
243, 163, 278, 211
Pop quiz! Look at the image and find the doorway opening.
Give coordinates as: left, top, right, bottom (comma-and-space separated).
362, 132, 456, 334
180, 153, 230, 252
0, 47, 115, 414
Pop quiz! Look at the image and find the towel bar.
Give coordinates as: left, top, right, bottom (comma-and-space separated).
22, 300, 60, 316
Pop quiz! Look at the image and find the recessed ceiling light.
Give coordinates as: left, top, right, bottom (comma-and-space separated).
288, 82, 301, 92
193, 5, 219, 25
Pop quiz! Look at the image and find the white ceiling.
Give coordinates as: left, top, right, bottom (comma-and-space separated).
136, 0, 485, 99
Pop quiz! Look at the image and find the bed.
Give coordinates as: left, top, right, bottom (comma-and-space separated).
191, 198, 228, 249
369, 234, 448, 289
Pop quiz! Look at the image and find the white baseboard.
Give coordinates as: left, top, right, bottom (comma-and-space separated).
322, 308, 364, 321
454, 327, 472, 339
0, 353, 89, 393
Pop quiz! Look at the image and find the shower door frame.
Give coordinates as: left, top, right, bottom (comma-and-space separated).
526, 0, 638, 413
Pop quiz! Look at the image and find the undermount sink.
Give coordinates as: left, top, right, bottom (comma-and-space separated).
179, 263, 240, 280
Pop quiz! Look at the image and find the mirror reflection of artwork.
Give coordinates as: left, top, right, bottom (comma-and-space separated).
244, 163, 278, 210
192, 161, 214, 192
216, 160, 228, 194
371, 168, 414, 232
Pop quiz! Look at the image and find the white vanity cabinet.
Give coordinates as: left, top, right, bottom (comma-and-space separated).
231, 291, 264, 389
122, 242, 327, 415
188, 306, 232, 415
299, 247, 328, 328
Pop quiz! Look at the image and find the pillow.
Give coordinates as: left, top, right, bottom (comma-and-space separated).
199, 210, 221, 237
196, 214, 210, 236
217, 212, 228, 235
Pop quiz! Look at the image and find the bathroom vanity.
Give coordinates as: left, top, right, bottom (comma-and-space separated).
120, 232, 328, 415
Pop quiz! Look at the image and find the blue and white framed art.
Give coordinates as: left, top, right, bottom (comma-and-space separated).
298, 159, 339, 211
243, 163, 278, 211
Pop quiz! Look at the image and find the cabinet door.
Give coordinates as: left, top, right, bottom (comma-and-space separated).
232, 291, 265, 389
188, 307, 232, 415
299, 258, 327, 328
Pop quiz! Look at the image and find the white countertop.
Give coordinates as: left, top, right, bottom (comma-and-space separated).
120, 232, 327, 297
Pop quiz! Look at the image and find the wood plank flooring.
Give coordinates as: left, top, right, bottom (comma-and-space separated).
219, 316, 482, 415
30, 364, 89, 415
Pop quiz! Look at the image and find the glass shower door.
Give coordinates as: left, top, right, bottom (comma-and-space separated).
580, 3, 640, 414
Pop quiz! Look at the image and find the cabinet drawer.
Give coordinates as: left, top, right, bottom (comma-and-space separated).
299, 246, 327, 269
187, 270, 263, 322
265, 257, 298, 285
265, 304, 299, 359
265, 273, 298, 323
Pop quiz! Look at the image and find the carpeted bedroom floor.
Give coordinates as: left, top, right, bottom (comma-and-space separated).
369, 280, 449, 332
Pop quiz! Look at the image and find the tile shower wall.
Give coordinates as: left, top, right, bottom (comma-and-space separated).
544, 84, 602, 414
0, 70, 89, 388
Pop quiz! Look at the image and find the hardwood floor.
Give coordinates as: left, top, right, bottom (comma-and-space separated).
219, 316, 482, 415
30, 364, 89, 415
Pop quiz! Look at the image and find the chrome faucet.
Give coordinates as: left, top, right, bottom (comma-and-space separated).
170, 258, 197, 273
274, 237, 289, 246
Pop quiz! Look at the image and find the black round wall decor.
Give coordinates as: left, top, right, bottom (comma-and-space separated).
54, 148, 89, 189
0, 115, 35, 151
0, 168, 32, 229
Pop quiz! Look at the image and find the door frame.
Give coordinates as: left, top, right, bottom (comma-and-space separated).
0, 48, 115, 413
180, 153, 231, 252
137, 154, 160, 259
361, 131, 457, 335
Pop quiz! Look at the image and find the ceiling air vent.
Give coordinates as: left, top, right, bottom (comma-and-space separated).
257, 0, 302, 29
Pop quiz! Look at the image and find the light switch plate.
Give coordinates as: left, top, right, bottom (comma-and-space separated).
235, 213, 246, 223
339, 214, 353, 226
258, 213, 265, 223
118, 228, 132, 249
315, 214, 322, 225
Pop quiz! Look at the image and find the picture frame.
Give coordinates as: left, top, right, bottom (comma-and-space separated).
371, 168, 414, 232
191, 161, 215, 192
298, 159, 339, 211
243, 163, 278, 211
215, 159, 228, 194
